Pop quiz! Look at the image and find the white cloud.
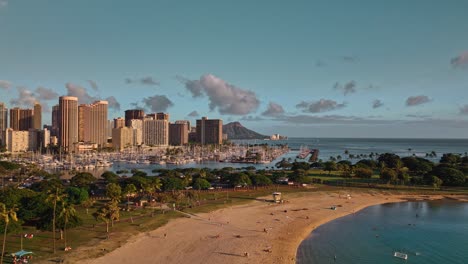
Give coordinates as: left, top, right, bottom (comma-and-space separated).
180, 74, 260, 115
406, 95, 431, 106
0, 80, 11, 90
296, 99, 346, 113
262, 102, 285, 116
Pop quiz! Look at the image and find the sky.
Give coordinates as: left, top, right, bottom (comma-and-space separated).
1, 0, 468, 138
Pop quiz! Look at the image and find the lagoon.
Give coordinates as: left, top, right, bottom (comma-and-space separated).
296, 200, 468, 264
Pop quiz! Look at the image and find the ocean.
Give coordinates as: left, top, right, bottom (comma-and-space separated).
80, 138, 468, 177
296, 200, 468, 264
235, 138, 468, 161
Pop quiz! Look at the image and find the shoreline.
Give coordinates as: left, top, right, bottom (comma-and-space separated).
72, 191, 464, 264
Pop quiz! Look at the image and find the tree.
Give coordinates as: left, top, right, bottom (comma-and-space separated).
107, 201, 120, 227
123, 184, 137, 198
93, 206, 111, 234
101, 171, 119, 184
192, 178, 211, 190
430, 176, 443, 190
250, 174, 273, 186
354, 167, 373, 179
378, 153, 402, 169
82, 199, 95, 215
106, 183, 122, 203
70, 172, 97, 188
440, 153, 461, 166
228, 173, 252, 187
428, 166, 465, 186
93, 201, 120, 235
162, 177, 185, 191
0, 203, 18, 264
380, 169, 398, 183
401, 157, 434, 175
58, 201, 77, 248
46, 188, 67, 254
288, 169, 307, 184
355, 159, 378, 170
323, 161, 337, 175
65, 187, 89, 205
291, 162, 310, 171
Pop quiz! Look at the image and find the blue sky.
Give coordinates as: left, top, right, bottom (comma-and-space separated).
1, 0, 468, 138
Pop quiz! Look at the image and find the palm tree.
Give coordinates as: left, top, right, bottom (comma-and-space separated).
58, 201, 76, 249
0, 203, 18, 264
46, 188, 66, 254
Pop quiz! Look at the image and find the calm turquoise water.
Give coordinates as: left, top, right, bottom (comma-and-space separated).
296, 201, 468, 264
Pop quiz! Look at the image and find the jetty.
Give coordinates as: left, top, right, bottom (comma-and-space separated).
296, 146, 320, 161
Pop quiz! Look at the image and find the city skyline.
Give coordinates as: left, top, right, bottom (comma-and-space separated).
1, 1, 468, 138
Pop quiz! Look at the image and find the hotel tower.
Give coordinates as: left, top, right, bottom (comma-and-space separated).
59, 96, 79, 152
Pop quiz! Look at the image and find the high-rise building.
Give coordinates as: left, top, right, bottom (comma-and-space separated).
107, 120, 114, 138
78, 104, 88, 142
51, 105, 60, 137
129, 119, 143, 146
143, 119, 169, 146
33, 103, 42, 130
59, 96, 79, 152
124, 109, 145, 127
0, 102, 7, 132
4, 128, 30, 152
10, 108, 33, 131
78, 101, 108, 147
156, 112, 170, 121
113, 117, 125, 129
39, 128, 51, 149
0, 103, 7, 145
196, 117, 223, 145
169, 122, 188, 146
112, 127, 134, 151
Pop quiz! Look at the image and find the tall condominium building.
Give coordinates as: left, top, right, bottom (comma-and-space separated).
113, 117, 125, 129
124, 109, 145, 127
33, 103, 42, 130
4, 128, 30, 152
51, 105, 60, 137
59, 96, 79, 152
143, 119, 169, 146
10, 108, 33, 131
112, 127, 134, 151
39, 128, 51, 149
196, 117, 223, 145
156, 112, 169, 120
129, 119, 143, 146
0, 103, 7, 145
107, 120, 113, 138
78, 105, 87, 142
78, 101, 108, 147
0, 102, 7, 132
169, 122, 188, 146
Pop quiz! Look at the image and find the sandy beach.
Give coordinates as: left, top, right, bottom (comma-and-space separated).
72, 190, 452, 264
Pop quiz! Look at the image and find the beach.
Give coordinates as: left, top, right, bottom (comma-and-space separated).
72, 190, 454, 264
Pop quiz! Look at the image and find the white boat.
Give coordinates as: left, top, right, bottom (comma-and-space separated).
393, 252, 408, 260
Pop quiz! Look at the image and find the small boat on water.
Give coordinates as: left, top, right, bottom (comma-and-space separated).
393, 252, 408, 260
